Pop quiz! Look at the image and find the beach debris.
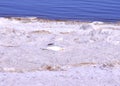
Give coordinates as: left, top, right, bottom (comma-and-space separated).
30, 30, 51, 34
3, 67, 16, 72
46, 46, 64, 51
80, 24, 93, 30
47, 43, 54, 46
60, 32, 70, 34
41, 65, 63, 71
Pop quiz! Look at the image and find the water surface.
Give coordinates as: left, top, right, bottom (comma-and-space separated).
0, 0, 120, 22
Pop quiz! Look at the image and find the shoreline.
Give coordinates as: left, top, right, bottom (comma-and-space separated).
1, 17, 120, 23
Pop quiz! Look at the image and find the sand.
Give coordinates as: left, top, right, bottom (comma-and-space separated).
0, 17, 120, 86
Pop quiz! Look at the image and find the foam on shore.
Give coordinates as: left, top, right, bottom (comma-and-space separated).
0, 17, 120, 32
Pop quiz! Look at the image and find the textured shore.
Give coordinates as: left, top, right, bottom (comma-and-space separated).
0, 17, 120, 86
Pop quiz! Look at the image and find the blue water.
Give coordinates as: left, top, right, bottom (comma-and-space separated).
0, 0, 120, 22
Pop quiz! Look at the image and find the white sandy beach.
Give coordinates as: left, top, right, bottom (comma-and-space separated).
0, 17, 120, 86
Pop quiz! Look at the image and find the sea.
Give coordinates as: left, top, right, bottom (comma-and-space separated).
0, 0, 120, 22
